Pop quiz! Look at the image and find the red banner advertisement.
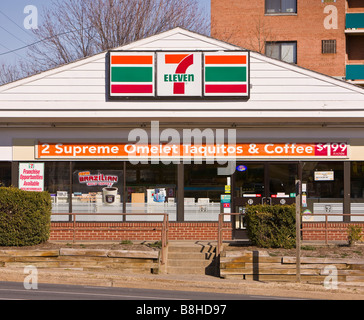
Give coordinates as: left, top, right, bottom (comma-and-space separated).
36, 142, 349, 159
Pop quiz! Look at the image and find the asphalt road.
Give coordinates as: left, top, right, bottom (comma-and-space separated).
0, 281, 303, 301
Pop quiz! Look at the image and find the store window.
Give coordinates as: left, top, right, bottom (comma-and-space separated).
351, 162, 364, 200
184, 164, 225, 221
72, 162, 124, 221
265, 41, 297, 64
0, 162, 11, 187
350, 162, 364, 221
265, 0, 297, 14
44, 162, 70, 216
269, 163, 297, 197
126, 163, 177, 221
302, 162, 344, 221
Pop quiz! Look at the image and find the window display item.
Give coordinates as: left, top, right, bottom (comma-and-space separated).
103, 187, 118, 205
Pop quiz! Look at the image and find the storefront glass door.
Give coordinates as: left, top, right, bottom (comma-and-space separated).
269, 163, 297, 206
233, 162, 298, 236
234, 162, 298, 209
233, 163, 265, 235
234, 163, 265, 209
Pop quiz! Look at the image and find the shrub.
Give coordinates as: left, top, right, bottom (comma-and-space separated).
347, 225, 362, 246
244, 204, 296, 249
0, 187, 52, 246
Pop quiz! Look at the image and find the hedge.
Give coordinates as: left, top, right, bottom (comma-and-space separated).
244, 204, 296, 249
0, 187, 52, 246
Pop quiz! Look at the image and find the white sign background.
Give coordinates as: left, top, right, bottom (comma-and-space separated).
157, 52, 202, 97
19, 163, 45, 192
314, 171, 334, 181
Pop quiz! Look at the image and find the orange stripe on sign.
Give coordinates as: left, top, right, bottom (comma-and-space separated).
165, 54, 189, 64
111, 55, 153, 65
205, 55, 247, 65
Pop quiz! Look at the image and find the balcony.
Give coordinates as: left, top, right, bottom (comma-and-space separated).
346, 13, 364, 30
346, 64, 364, 81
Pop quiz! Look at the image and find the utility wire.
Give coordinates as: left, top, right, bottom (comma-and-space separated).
0, 24, 96, 57
0, 10, 33, 60
0, 39, 26, 59
0, 25, 29, 46
0, 10, 33, 37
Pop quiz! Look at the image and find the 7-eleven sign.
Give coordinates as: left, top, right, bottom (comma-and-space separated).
157, 52, 202, 97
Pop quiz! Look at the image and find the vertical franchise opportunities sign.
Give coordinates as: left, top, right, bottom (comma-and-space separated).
108, 51, 249, 100
18, 163, 45, 192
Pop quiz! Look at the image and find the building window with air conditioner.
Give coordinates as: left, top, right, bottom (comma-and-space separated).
265, 0, 297, 14
265, 41, 297, 64
322, 40, 337, 54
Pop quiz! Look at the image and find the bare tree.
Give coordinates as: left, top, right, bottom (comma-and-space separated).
246, 16, 276, 54
0, 63, 22, 85
28, 0, 99, 70
27, 0, 209, 72
211, 15, 276, 54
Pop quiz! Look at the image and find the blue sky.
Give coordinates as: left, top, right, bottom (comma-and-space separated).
0, 0, 211, 66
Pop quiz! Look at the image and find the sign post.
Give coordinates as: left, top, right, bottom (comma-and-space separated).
295, 179, 302, 283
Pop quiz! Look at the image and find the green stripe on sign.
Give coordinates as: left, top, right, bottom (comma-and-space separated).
205, 67, 246, 82
111, 67, 153, 82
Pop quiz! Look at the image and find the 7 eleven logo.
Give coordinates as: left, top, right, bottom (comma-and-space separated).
165, 54, 194, 94
157, 52, 202, 97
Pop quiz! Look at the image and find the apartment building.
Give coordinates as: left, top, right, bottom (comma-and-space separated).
211, 0, 364, 86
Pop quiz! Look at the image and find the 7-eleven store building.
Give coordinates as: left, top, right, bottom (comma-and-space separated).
1, 28, 364, 242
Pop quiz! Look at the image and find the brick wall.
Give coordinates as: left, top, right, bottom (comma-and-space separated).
302, 222, 364, 241
211, 0, 346, 77
50, 221, 363, 242
50, 222, 232, 242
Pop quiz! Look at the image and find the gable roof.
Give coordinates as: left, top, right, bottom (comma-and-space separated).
0, 27, 364, 124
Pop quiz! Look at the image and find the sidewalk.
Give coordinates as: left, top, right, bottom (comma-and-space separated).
2, 265, 364, 300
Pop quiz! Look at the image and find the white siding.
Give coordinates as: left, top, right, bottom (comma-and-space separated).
4, 126, 364, 143
0, 147, 12, 161
0, 28, 363, 121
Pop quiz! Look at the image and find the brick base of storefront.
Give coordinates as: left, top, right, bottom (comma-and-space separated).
50, 222, 233, 242
302, 222, 364, 242
49, 222, 364, 243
